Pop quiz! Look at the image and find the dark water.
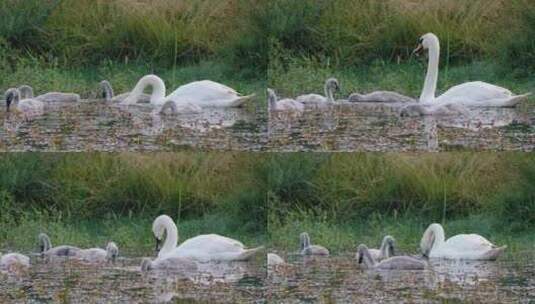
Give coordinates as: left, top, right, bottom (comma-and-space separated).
266, 252, 535, 303
0, 257, 265, 303
268, 102, 535, 152
0, 101, 267, 152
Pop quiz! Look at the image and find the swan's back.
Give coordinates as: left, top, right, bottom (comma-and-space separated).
296, 94, 326, 105
437, 81, 513, 104
277, 99, 304, 111
36, 92, 80, 103
75, 248, 107, 263
376, 256, 425, 270
444, 234, 495, 251
176, 234, 245, 254
168, 80, 245, 106
1, 253, 30, 268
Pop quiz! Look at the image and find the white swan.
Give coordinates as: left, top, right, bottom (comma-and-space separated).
415, 33, 531, 107
5, 88, 44, 117
73, 242, 119, 263
100, 80, 151, 103
420, 223, 506, 260
39, 233, 81, 258
367, 235, 396, 262
295, 78, 339, 107
152, 215, 263, 262
140, 256, 198, 273
357, 244, 425, 270
121, 75, 254, 108
299, 232, 329, 256
0, 252, 30, 272
349, 91, 416, 103
267, 88, 304, 112
18, 85, 80, 103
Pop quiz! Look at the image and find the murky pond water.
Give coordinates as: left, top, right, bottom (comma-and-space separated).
266, 252, 535, 303
268, 102, 535, 151
0, 256, 265, 303
0, 101, 267, 152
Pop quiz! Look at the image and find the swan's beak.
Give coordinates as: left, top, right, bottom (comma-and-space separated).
412, 44, 423, 56
6, 97, 11, 112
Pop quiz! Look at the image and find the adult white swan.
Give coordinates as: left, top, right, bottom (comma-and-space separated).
420, 223, 506, 260
295, 78, 340, 108
152, 215, 263, 262
267, 88, 304, 112
121, 75, 254, 108
415, 33, 531, 107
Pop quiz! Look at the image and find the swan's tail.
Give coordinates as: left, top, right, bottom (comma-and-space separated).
236, 246, 264, 261
484, 245, 507, 260
502, 93, 532, 107
230, 94, 256, 107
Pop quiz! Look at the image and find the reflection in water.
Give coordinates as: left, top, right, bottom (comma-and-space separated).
0, 100, 266, 151
266, 252, 535, 303
0, 257, 265, 303
268, 102, 535, 151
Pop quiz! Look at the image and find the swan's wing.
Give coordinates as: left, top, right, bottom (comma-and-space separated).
438, 81, 513, 104
37, 92, 80, 103
168, 80, 241, 103
278, 99, 304, 111
176, 234, 245, 255
445, 234, 496, 251
296, 94, 326, 104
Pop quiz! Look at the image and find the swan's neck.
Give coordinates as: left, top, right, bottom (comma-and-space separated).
380, 239, 391, 257
161, 219, 179, 255
300, 234, 311, 250
268, 91, 277, 111
360, 248, 377, 267
420, 41, 440, 104
430, 224, 445, 251
325, 84, 334, 103
130, 75, 166, 105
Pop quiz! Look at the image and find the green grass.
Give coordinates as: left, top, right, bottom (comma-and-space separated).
268, 56, 535, 105
267, 153, 535, 255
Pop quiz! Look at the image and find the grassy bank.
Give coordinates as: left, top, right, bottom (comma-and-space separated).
0, 153, 267, 253
267, 153, 535, 254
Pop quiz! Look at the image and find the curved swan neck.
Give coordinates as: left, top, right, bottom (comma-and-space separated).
267, 89, 277, 110
380, 236, 394, 257
159, 216, 178, 255
357, 245, 376, 267
100, 80, 114, 101
130, 75, 166, 105
39, 233, 52, 252
420, 37, 440, 104
300, 233, 311, 250
430, 224, 445, 248
324, 80, 336, 103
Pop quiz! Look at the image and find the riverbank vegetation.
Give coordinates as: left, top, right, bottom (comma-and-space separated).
268, 153, 535, 255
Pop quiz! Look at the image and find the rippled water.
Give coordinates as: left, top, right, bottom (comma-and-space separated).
268, 102, 535, 151
0, 101, 267, 152
0, 256, 265, 303
266, 252, 535, 303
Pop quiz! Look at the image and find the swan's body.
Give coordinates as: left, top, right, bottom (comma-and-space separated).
299, 232, 329, 256
400, 102, 470, 117
0, 252, 30, 271
19, 85, 80, 103
267, 253, 285, 267
5, 88, 44, 117
420, 223, 506, 260
416, 33, 530, 107
349, 91, 416, 103
152, 215, 263, 262
74, 242, 119, 263
367, 235, 396, 262
267, 88, 304, 112
140, 257, 198, 273
122, 75, 254, 108
296, 78, 340, 108
39, 233, 81, 257
100, 80, 151, 103
357, 244, 425, 270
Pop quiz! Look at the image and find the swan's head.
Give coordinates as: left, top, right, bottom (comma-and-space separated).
106, 242, 119, 262
356, 244, 369, 265
18, 85, 34, 99
152, 215, 174, 252
140, 258, 152, 272
5, 88, 20, 112
383, 235, 396, 256
325, 78, 340, 92
38, 233, 51, 253
100, 80, 114, 101
299, 232, 311, 250
413, 33, 439, 56
420, 223, 441, 258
